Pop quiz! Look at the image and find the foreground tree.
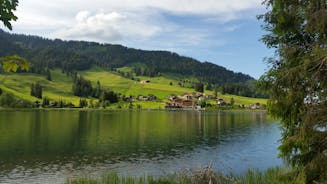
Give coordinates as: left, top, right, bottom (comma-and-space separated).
0, 0, 18, 30
0, 2, 29, 74
0, 55, 29, 72
259, 0, 327, 182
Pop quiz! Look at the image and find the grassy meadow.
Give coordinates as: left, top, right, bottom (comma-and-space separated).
0, 67, 266, 108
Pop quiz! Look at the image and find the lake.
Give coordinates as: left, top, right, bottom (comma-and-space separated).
0, 110, 282, 183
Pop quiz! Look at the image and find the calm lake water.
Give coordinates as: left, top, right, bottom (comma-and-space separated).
0, 110, 282, 183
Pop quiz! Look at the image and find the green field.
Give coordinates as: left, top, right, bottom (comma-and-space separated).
0, 67, 266, 108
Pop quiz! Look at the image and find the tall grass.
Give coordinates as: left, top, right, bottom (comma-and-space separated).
66, 166, 305, 184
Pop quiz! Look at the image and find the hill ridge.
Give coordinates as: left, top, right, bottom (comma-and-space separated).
0, 29, 253, 86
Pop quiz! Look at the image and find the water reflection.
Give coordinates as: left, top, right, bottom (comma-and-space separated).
0, 110, 281, 183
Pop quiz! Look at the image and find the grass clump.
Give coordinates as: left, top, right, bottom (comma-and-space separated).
66, 166, 304, 184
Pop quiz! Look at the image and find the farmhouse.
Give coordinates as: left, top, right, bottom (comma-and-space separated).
165, 97, 197, 109
217, 99, 227, 106
140, 80, 150, 84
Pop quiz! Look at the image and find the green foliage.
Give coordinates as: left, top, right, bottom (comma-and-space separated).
79, 98, 88, 108
199, 100, 207, 108
93, 81, 102, 98
46, 68, 51, 81
221, 81, 268, 98
205, 83, 212, 90
0, 68, 267, 109
0, 92, 32, 108
0, 92, 15, 107
42, 96, 50, 107
66, 167, 304, 184
259, 0, 327, 182
0, 55, 29, 72
72, 75, 93, 97
0, 30, 253, 88
0, 0, 18, 30
30, 82, 42, 99
194, 83, 204, 93
230, 97, 235, 106
101, 90, 119, 103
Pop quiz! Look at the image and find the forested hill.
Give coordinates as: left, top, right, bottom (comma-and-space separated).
0, 29, 253, 85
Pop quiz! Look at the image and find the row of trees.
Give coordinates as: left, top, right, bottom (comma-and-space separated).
220, 81, 268, 98
71, 73, 119, 104
72, 74, 94, 97
0, 29, 253, 87
134, 66, 159, 77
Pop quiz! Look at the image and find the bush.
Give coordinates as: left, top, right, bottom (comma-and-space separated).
0, 93, 17, 107
42, 97, 50, 107
0, 92, 32, 108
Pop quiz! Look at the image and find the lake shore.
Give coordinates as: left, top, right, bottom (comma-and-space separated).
66, 166, 303, 184
0, 106, 267, 112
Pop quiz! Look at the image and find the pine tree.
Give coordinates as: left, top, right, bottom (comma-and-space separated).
30, 82, 42, 99
46, 68, 51, 81
194, 83, 204, 93
259, 0, 327, 182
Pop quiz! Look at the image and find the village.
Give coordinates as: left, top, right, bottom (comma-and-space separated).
164, 92, 265, 110
138, 80, 265, 110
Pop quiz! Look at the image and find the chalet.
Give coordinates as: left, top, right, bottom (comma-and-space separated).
168, 95, 178, 101
138, 94, 158, 101
140, 80, 150, 84
217, 99, 227, 106
181, 93, 193, 100
250, 103, 262, 109
148, 94, 157, 101
138, 95, 149, 101
198, 96, 205, 101
165, 97, 197, 109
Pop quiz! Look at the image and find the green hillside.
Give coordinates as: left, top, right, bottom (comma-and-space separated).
0, 67, 266, 109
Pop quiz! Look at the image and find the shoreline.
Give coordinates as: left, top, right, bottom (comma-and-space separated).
0, 107, 267, 112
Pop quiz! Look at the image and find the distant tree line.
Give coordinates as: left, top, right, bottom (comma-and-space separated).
221, 81, 268, 98
0, 30, 253, 86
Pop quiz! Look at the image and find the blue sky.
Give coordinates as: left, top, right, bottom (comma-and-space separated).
2, 0, 274, 79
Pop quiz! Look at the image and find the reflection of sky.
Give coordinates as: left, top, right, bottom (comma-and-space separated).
2, 0, 275, 79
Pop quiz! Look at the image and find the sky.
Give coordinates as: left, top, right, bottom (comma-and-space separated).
2, 0, 274, 79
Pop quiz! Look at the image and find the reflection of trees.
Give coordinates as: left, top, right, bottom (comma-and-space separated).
0, 111, 272, 164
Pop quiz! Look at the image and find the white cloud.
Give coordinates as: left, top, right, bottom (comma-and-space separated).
12, 0, 261, 29
8, 0, 262, 51
51, 10, 163, 43
2, 0, 268, 78
15, 0, 261, 16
